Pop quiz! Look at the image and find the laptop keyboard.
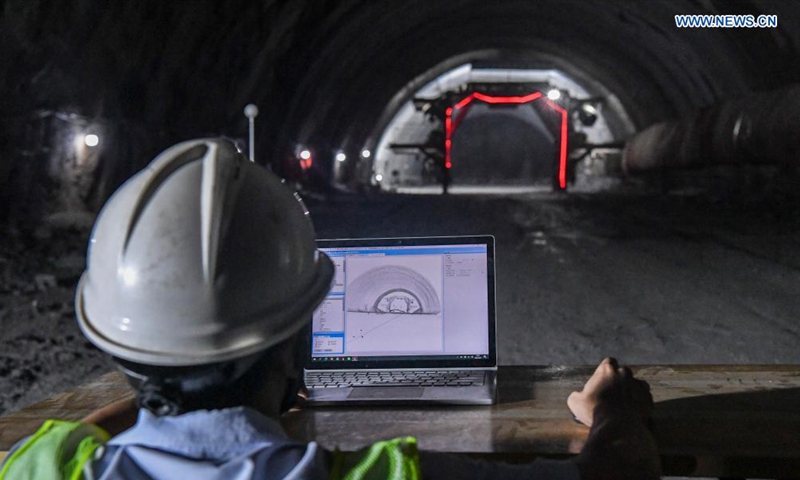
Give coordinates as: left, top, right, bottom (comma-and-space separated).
305, 370, 485, 388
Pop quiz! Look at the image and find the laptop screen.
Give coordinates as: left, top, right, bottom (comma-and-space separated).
307, 236, 496, 369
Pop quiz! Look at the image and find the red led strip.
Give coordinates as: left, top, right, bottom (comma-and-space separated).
473, 91, 542, 104
454, 94, 475, 110
445, 107, 453, 169
444, 92, 568, 189
545, 99, 569, 190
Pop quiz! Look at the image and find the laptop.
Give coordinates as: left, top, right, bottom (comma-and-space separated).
304, 235, 497, 405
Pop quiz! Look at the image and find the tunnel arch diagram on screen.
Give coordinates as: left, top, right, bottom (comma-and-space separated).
347, 265, 441, 314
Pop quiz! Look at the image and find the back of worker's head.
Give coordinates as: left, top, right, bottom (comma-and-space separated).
75, 138, 333, 415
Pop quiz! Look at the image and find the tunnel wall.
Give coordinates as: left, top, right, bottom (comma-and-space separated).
1, 0, 799, 228
623, 85, 800, 173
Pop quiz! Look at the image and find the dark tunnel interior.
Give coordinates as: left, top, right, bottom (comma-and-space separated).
451, 106, 557, 185
0, 0, 799, 419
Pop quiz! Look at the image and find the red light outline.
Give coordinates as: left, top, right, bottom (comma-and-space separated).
444, 92, 568, 189
445, 107, 453, 169
454, 95, 475, 110
474, 91, 543, 104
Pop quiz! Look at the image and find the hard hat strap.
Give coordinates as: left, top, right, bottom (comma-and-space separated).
137, 380, 184, 416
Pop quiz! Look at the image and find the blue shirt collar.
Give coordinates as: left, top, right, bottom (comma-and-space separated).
108, 406, 291, 460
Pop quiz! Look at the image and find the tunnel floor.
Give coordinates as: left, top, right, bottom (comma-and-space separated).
1, 187, 799, 415
311, 188, 800, 367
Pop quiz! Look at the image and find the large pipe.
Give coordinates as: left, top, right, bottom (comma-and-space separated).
622, 86, 800, 174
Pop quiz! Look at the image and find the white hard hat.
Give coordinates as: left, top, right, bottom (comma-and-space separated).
76, 138, 333, 366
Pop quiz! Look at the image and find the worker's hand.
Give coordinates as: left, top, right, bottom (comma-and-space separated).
567, 357, 652, 427
569, 358, 660, 480
288, 385, 309, 412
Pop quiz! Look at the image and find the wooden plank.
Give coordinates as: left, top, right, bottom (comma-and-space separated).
1, 365, 799, 478
282, 366, 800, 478
0, 371, 133, 451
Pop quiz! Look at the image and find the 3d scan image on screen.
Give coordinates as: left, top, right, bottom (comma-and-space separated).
344, 255, 444, 354
346, 264, 442, 315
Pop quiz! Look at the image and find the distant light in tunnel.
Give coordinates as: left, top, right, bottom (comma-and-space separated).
336, 152, 347, 162
547, 89, 562, 101
361, 149, 371, 158
579, 102, 599, 126
299, 149, 312, 160
375, 174, 383, 182
84, 134, 99, 147
244, 104, 259, 118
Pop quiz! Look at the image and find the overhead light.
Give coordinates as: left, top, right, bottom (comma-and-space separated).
375, 174, 383, 182
336, 152, 347, 162
244, 104, 259, 118
84, 134, 99, 147
578, 102, 599, 126
299, 149, 311, 160
547, 89, 562, 101
361, 149, 371, 158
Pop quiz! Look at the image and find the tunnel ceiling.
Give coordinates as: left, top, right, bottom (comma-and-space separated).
1, 0, 799, 191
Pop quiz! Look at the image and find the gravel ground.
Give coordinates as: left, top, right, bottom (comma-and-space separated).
1, 186, 799, 417
0, 227, 113, 416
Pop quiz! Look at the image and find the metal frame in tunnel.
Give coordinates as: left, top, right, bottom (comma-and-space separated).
445, 92, 569, 190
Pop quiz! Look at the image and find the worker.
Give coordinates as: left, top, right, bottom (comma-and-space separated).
0, 139, 659, 480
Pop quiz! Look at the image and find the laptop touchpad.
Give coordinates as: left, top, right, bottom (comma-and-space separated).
348, 387, 424, 399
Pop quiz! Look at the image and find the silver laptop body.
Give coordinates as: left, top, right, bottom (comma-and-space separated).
304, 235, 497, 405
